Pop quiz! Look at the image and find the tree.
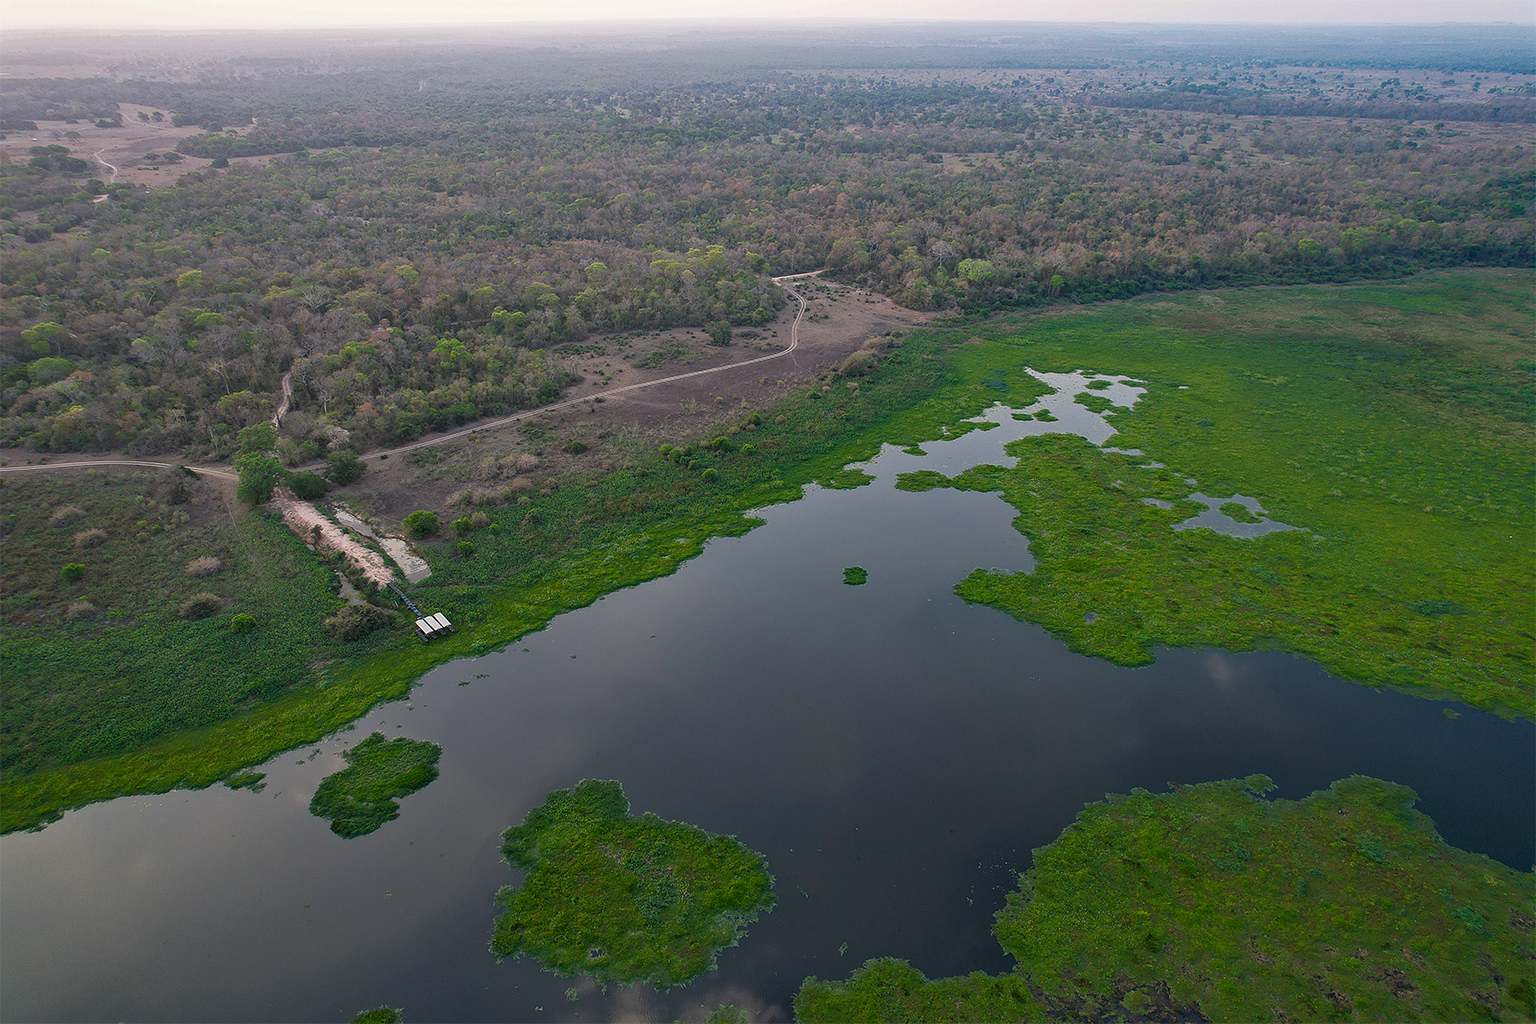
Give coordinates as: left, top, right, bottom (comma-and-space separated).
958, 258, 996, 284
21, 322, 68, 356
238, 423, 277, 456
403, 510, 439, 538
29, 357, 74, 385
705, 320, 733, 345
235, 453, 288, 505
326, 450, 367, 485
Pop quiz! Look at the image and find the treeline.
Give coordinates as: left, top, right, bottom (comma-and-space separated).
0, 58, 1531, 460
1094, 87, 1536, 124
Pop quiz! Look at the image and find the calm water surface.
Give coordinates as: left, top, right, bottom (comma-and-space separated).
4, 393, 1531, 1023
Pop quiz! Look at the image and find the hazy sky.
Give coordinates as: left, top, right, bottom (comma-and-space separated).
2, 0, 1532, 30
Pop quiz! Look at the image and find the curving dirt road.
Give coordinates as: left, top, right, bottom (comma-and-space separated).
93, 148, 119, 183
363, 270, 817, 461
0, 458, 237, 480
272, 368, 294, 428
0, 272, 821, 480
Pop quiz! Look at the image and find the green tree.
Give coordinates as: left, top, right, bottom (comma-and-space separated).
238, 423, 277, 456
958, 258, 996, 284
403, 510, 438, 538
235, 453, 288, 505
29, 357, 74, 385
21, 322, 67, 356
326, 450, 367, 485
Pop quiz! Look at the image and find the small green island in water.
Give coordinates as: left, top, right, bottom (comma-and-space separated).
797, 776, 1534, 1023
308, 733, 441, 838
491, 779, 775, 988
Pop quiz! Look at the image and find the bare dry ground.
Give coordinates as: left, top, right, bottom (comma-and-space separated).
0, 103, 260, 190
341, 281, 930, 528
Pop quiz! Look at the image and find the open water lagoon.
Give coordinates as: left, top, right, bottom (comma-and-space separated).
4, 392, 1532, 1022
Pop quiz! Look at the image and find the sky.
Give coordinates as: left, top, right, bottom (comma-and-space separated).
1, 0, 1532, 30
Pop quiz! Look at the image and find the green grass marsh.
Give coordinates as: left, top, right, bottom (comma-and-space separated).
491, 779, 775, 989
797, 775, 1536, 1022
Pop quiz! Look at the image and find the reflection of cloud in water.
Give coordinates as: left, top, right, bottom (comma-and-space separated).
773, 702, 865, 797
606, 980, 662, 1021
677, 984, 787, 1023
1205, 652, 1240, 688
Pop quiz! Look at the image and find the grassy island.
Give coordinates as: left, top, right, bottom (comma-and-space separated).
491, 779, 775, 989
796, 776, 1536, 1023
308, 733, 441, 837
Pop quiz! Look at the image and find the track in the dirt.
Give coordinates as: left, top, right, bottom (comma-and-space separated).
0, 272, 823, 480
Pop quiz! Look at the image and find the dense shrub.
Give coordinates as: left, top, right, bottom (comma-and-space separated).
289, 471, 332, 500
326, 450, 367, 486
230, 613, 257, 634
403, 510, 438, 538
323, 603, 396, 641
179, 592, 222, 620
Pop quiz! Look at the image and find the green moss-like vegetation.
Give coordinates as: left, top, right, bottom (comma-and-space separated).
1218, 501, 1262, 524
937, 270, 1532, 718
796, 776, 1536, 1023
349, 1007, 404, 1024
1073, 391, 1116, 414
490, 779, 776, 989
308, 733, 441, 837
843, 566, 869, 585
893, 469, 952, 492
224, 770, 266, 792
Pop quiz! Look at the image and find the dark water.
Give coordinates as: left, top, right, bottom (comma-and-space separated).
3, 399, 1532, 1023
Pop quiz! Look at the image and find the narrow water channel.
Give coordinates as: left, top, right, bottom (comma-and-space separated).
3, 385, 1530, 1023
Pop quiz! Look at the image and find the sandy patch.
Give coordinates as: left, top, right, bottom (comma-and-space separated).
272, 490, 395, 587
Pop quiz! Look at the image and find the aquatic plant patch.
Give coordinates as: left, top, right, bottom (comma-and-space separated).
796, 776, 1536, 1022
893, 469, 952, 492
930, 270, 1534, 717
491, 779, 775, 988
308, 733, 441, 837
842, 566, 868, 585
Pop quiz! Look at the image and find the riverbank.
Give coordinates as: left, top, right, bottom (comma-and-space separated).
2, 269, 1529, 832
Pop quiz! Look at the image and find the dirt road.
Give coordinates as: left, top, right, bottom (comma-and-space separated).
273, 368, 294, 428
0, 273, 821, 480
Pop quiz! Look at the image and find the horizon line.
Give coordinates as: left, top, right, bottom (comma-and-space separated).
6, 17, 1535, 33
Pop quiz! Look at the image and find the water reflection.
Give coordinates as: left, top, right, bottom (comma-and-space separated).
2, 383, 1531, 1023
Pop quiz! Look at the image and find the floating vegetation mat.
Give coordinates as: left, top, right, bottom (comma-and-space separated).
842, 566, 869, 585
308, 733, 441, 838
491, 779, 775, 988
797, 776, 1536, 1022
